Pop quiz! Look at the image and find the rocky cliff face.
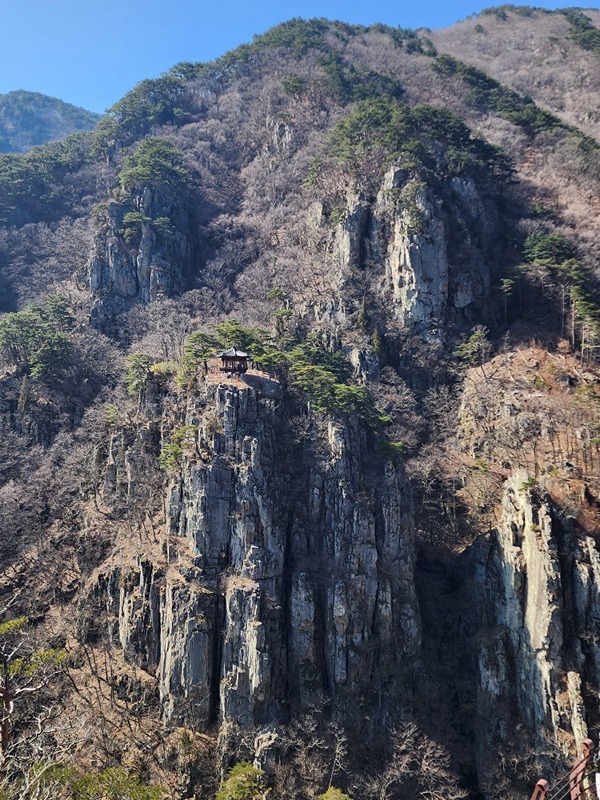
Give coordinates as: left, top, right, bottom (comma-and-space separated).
89, 186, 193, 329
372, 170, 450, 333
325, 167, 499, 339
91, 365, 600, 787
94, 378, 420, 739
471, 473, 600, 759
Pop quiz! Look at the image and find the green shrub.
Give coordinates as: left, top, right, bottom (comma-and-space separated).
253, 349, 289, 375
329, 96, 510, 179
319, 789, 352, 800
0, 133, 90, 224
254, 18, 330, 57
454, 326, 492, 370
481, 6, 509, 20
216, 761, 267, 800
561, 9, 600, 55
289, 363, 339, 411
125, 353, 155, 395
0, 296, 73, 379
104, 403, 120, 428
318, 51, 404, 104
522, 230, 600, 339
214, 320, 264, 352
121, 210, 151, 243
282, 74, 308, 96
150, 361, 178, 377
152, 215, 175, 239
0, 616, 28, 637
480, 5, 540, 20
329, 205, 348, 226
179, 332, 218, 383
159, 425, 196, 472
397, 178, 427, 232
370, 23, 435, 54
93, 73, 192, 150
51, 766, 164, 800
379, 441, 406, 461
523, 231, 576, 265
290, 335, 349, 381
304, 156, 322, 188
518, 477, 538, 493
288, 360, 369, 416
119, 138, 191, 194
122, 211, 151, 227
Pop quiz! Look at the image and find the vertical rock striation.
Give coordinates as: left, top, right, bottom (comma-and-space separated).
471, 471, 600, 768
88, 186, 192, 328
374, 170, 450, 333
322, 167, 500, 340
95, 379, 421, 736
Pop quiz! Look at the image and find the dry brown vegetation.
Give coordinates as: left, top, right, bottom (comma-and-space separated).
432, 9, 600, 141
0, 8, 600, 799
453, 345, 600, 538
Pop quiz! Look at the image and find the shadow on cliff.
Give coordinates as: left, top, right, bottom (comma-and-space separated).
412, 504, 561, 796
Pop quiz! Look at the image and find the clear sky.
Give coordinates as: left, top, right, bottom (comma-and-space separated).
0, 0, 597, 114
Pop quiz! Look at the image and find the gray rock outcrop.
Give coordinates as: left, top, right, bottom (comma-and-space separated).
471, 471, 600, 768
321, 167, 500, 339
88, 186, 192, 328
94, 380, 421, 733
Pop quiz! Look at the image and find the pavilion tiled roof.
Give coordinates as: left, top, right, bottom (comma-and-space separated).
217, 348, 251, 358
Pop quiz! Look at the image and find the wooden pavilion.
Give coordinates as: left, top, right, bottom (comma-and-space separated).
217, 347, 252, 374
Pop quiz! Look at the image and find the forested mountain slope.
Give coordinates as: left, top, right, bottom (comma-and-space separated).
433, 6, 600, 140
0, 9, 599, 800
0, 90, 100, 153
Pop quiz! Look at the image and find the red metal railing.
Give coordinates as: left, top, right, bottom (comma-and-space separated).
531, 740, 597, 800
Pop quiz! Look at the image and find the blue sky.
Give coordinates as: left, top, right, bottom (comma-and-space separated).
0, 0, 597, 114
